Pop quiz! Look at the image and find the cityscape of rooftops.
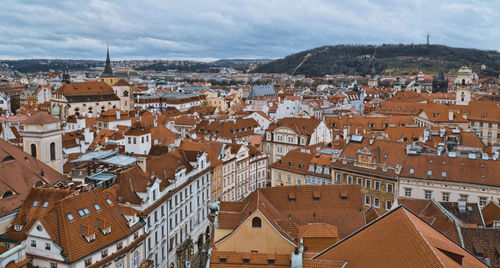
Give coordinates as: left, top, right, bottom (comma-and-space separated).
0, 1, 499, 268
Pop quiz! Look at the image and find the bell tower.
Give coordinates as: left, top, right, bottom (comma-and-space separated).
100, 42, 118, 86
20, 112, 64, 174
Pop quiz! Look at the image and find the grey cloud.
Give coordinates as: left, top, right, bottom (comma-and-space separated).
0, 0, 499, 60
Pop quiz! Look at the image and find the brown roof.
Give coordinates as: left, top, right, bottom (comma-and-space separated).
55, 82, 115, 96
401, 154, 500, 187
0, 139, 67, 217
124, 122, 150, 136
3, 187, 75, 242
24, 112, 60, 125
217, 185, 365, 243
39, 189, 140, 262
364, 206, 382, 224
481, 201, 500, 227
112, 79, 131, 87
268, 117, 323, 136
210, 250, 291, 267
314, 206, 487, 267
461, 227, 500, 268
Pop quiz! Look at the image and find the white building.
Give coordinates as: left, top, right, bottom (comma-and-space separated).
124, 122, 152, 155
116, 151, 212, 268
399, 153, 500, 208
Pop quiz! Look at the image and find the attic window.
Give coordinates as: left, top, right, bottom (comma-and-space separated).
14, 225, 22, 232
106, 199, 113, 205
288, 192, 296, 202
67, 214, 74, 221
427, 170, 432, 176
313, 191, 320, 201
94, 204, 101, 211
78, 208, 90, 217
340, 191, 348, 200
473, 242, 484, 256
33, 200, 39, 207
409, 168, 414, 174
43, 201, 49, 208
442, 172, 447, 178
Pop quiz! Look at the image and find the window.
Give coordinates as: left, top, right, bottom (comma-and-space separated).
365, 195, 371, 205
85, 258, 92, 266
387, 183, 393, 193
102, 249, 108, 258
31, 240, 36, 247
45, 242, 51, 250
386, 200, 393, 210
336, 173, 341, 183
268, 260, 275, 265
243, 259, 250, 264
347, 176, 353, 184
405, 188, 412, 197
459, 195, 468, 202
356, 177, 362, 185
43, 201, 49, 208
287, 175, 291, 183
219, 258, 227, 264
425, 190, 432, 199
442, 192, 450, 202
479, 197, 487, 207
67, 214, 74, 221
277, 173, 282, 181
117, 241, 123, 250
50, 142, 56, 161
33, 200, 39, 207
50, 263, 57, 268
375, 181, 380, 191
365, 179, 371, 189
30, 144, 37, 158
252, 217, 261, 228
374, 197, 380, 208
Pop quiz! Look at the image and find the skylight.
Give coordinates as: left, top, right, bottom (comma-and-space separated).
67, 214, 74, 221
43, 201, 49, 208
33, 200, 39, 207
94, 204, 101, 211
106, 199, 113, 205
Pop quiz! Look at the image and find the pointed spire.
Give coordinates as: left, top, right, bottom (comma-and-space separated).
102, 41, 113, 76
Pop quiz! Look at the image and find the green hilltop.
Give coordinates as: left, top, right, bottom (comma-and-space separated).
253, 44, 500, 77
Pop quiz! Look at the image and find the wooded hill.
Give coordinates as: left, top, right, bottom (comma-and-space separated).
253, 44, 500, 77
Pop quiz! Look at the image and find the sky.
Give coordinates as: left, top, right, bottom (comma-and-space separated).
1, 0, 499, 60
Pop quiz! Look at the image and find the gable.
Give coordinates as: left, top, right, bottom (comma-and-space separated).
215, 210, 296, 254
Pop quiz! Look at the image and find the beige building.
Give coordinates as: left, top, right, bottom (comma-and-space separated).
20, 112, 64, 174
51, 82, 121, 119
263, 118, 332, 163
203, 92, 227, 112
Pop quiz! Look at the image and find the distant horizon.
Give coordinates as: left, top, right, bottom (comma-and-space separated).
1, 43, 499, 62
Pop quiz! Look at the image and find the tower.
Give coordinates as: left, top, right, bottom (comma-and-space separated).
20, 112, 64, 174
455, 66, 472, 105
100, 42, 118, 86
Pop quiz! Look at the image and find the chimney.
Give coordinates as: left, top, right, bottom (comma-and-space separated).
116, 110, 120, 120
458, 200, 466, 214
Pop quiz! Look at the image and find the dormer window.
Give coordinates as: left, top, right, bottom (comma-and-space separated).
14, 225, 22, 232
309, 165, 315, 172
85, 234, 96, 243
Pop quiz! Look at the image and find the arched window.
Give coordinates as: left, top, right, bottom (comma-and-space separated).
50, 142, 56, 161
252, 217, 261, 228
30, 144, 37, 158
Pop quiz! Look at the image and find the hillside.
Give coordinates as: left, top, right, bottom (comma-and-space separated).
253, 44, 500, 77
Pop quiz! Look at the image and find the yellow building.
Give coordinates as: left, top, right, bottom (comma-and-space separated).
211, 185, 365, 267
203, 92, 228, 112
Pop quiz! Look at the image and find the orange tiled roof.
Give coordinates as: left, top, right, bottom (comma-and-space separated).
313, 206, 487, 267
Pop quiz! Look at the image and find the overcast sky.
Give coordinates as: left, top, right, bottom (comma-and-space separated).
1, 0, 498, 60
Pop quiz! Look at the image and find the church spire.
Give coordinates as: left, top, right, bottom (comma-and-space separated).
103, 42, 113, 76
